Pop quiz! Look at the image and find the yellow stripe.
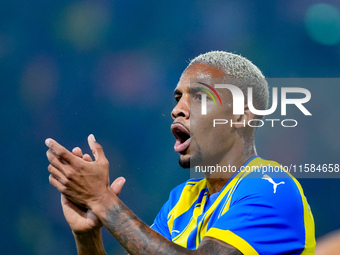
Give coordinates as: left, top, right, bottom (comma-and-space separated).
262, 161, 315, 253
219, 171, 247, 216
174, 195, 208, 247
241, 159, 315, 253
195, 170, 247, 245
238, 158, 316, 254
289, 176, 316, 254
205, 228, 259, 255
195, 157, 264, 247
265, 163, 316, 254
173, 217, 199, 248
197, 158, 286, 249
220, 157, 267, 215
167, 179, 207, 234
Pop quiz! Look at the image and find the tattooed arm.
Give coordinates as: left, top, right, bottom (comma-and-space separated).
92, 194, 241, 255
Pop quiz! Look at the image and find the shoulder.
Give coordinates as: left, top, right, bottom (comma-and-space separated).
231, 160, 304, 210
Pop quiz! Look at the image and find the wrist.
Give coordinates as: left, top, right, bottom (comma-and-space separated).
73, 227, 101, 240
89, 188, 119, 221
73, 229, 106, 255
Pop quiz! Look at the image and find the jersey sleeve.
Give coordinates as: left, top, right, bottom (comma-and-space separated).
150, 199, 172, 240
204, 173, 312, 254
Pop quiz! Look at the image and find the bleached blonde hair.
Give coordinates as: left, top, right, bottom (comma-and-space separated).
188, 51, 269, 119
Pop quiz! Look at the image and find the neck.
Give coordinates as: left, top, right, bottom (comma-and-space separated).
205, 142, 257, 195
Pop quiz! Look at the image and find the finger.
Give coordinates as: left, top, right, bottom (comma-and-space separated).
87, 134, 106, 163
49, 174, 67, 194
72, 148, 93, 162
47, 148, 69, 165
46, 149, 68, 175
82, 153, 93, 162
48, 164, 67, 184
110, 177, 126, 196
61, 194, 87, 215
72, 147, 83, 158
45, 138, 78, 164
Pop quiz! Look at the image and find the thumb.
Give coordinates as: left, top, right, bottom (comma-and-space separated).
87, 134, 105, 162
110, 177, 126, 196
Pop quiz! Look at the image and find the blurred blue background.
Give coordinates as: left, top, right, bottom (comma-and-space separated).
1, 0, 340, 254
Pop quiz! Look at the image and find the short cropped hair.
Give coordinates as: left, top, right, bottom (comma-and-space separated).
188, 51, 269, 119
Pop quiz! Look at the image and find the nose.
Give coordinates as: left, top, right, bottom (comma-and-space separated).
171, 95, 190, 120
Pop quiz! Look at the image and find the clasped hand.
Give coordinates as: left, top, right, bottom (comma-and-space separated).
46, 134, 113, 208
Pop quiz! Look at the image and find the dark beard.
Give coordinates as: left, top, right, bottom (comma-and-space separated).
178, 157, 190, 168
178, 146, 203, 169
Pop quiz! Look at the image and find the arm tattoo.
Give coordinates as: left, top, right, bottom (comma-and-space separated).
196, 237, 242, 255
101, 199, 242, 255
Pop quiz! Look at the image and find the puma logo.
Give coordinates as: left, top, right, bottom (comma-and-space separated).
262, 174, 285, 193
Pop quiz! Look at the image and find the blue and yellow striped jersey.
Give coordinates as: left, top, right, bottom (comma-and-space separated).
151, 156, 315, 254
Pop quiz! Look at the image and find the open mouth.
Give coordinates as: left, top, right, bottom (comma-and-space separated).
171, 123, 191, 153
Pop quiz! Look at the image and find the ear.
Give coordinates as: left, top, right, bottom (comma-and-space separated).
231, 104, 255, 129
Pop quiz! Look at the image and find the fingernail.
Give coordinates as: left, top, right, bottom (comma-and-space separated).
90, 134, 96, 141
45, 139, 51, 147
118, 177, 126, 185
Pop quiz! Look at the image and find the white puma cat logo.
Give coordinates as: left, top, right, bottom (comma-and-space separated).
262, 174, 285, 193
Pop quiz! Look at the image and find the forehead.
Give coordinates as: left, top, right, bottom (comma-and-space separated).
175, 63, 225, 92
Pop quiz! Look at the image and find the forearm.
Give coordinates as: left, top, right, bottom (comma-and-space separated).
73, 229, 107, 255
91, 193, 195, 255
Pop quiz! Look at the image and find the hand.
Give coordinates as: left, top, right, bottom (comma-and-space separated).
61, 147, 126, 234
61, 181, 125, 233
46, 134, 120, 218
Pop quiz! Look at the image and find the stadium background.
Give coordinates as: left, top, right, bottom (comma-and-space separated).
0, 0, 339, 254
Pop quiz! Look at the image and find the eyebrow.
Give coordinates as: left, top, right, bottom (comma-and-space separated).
191, 81, 213, 94
189, 87, 203, 94
173, 85, 210, 96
